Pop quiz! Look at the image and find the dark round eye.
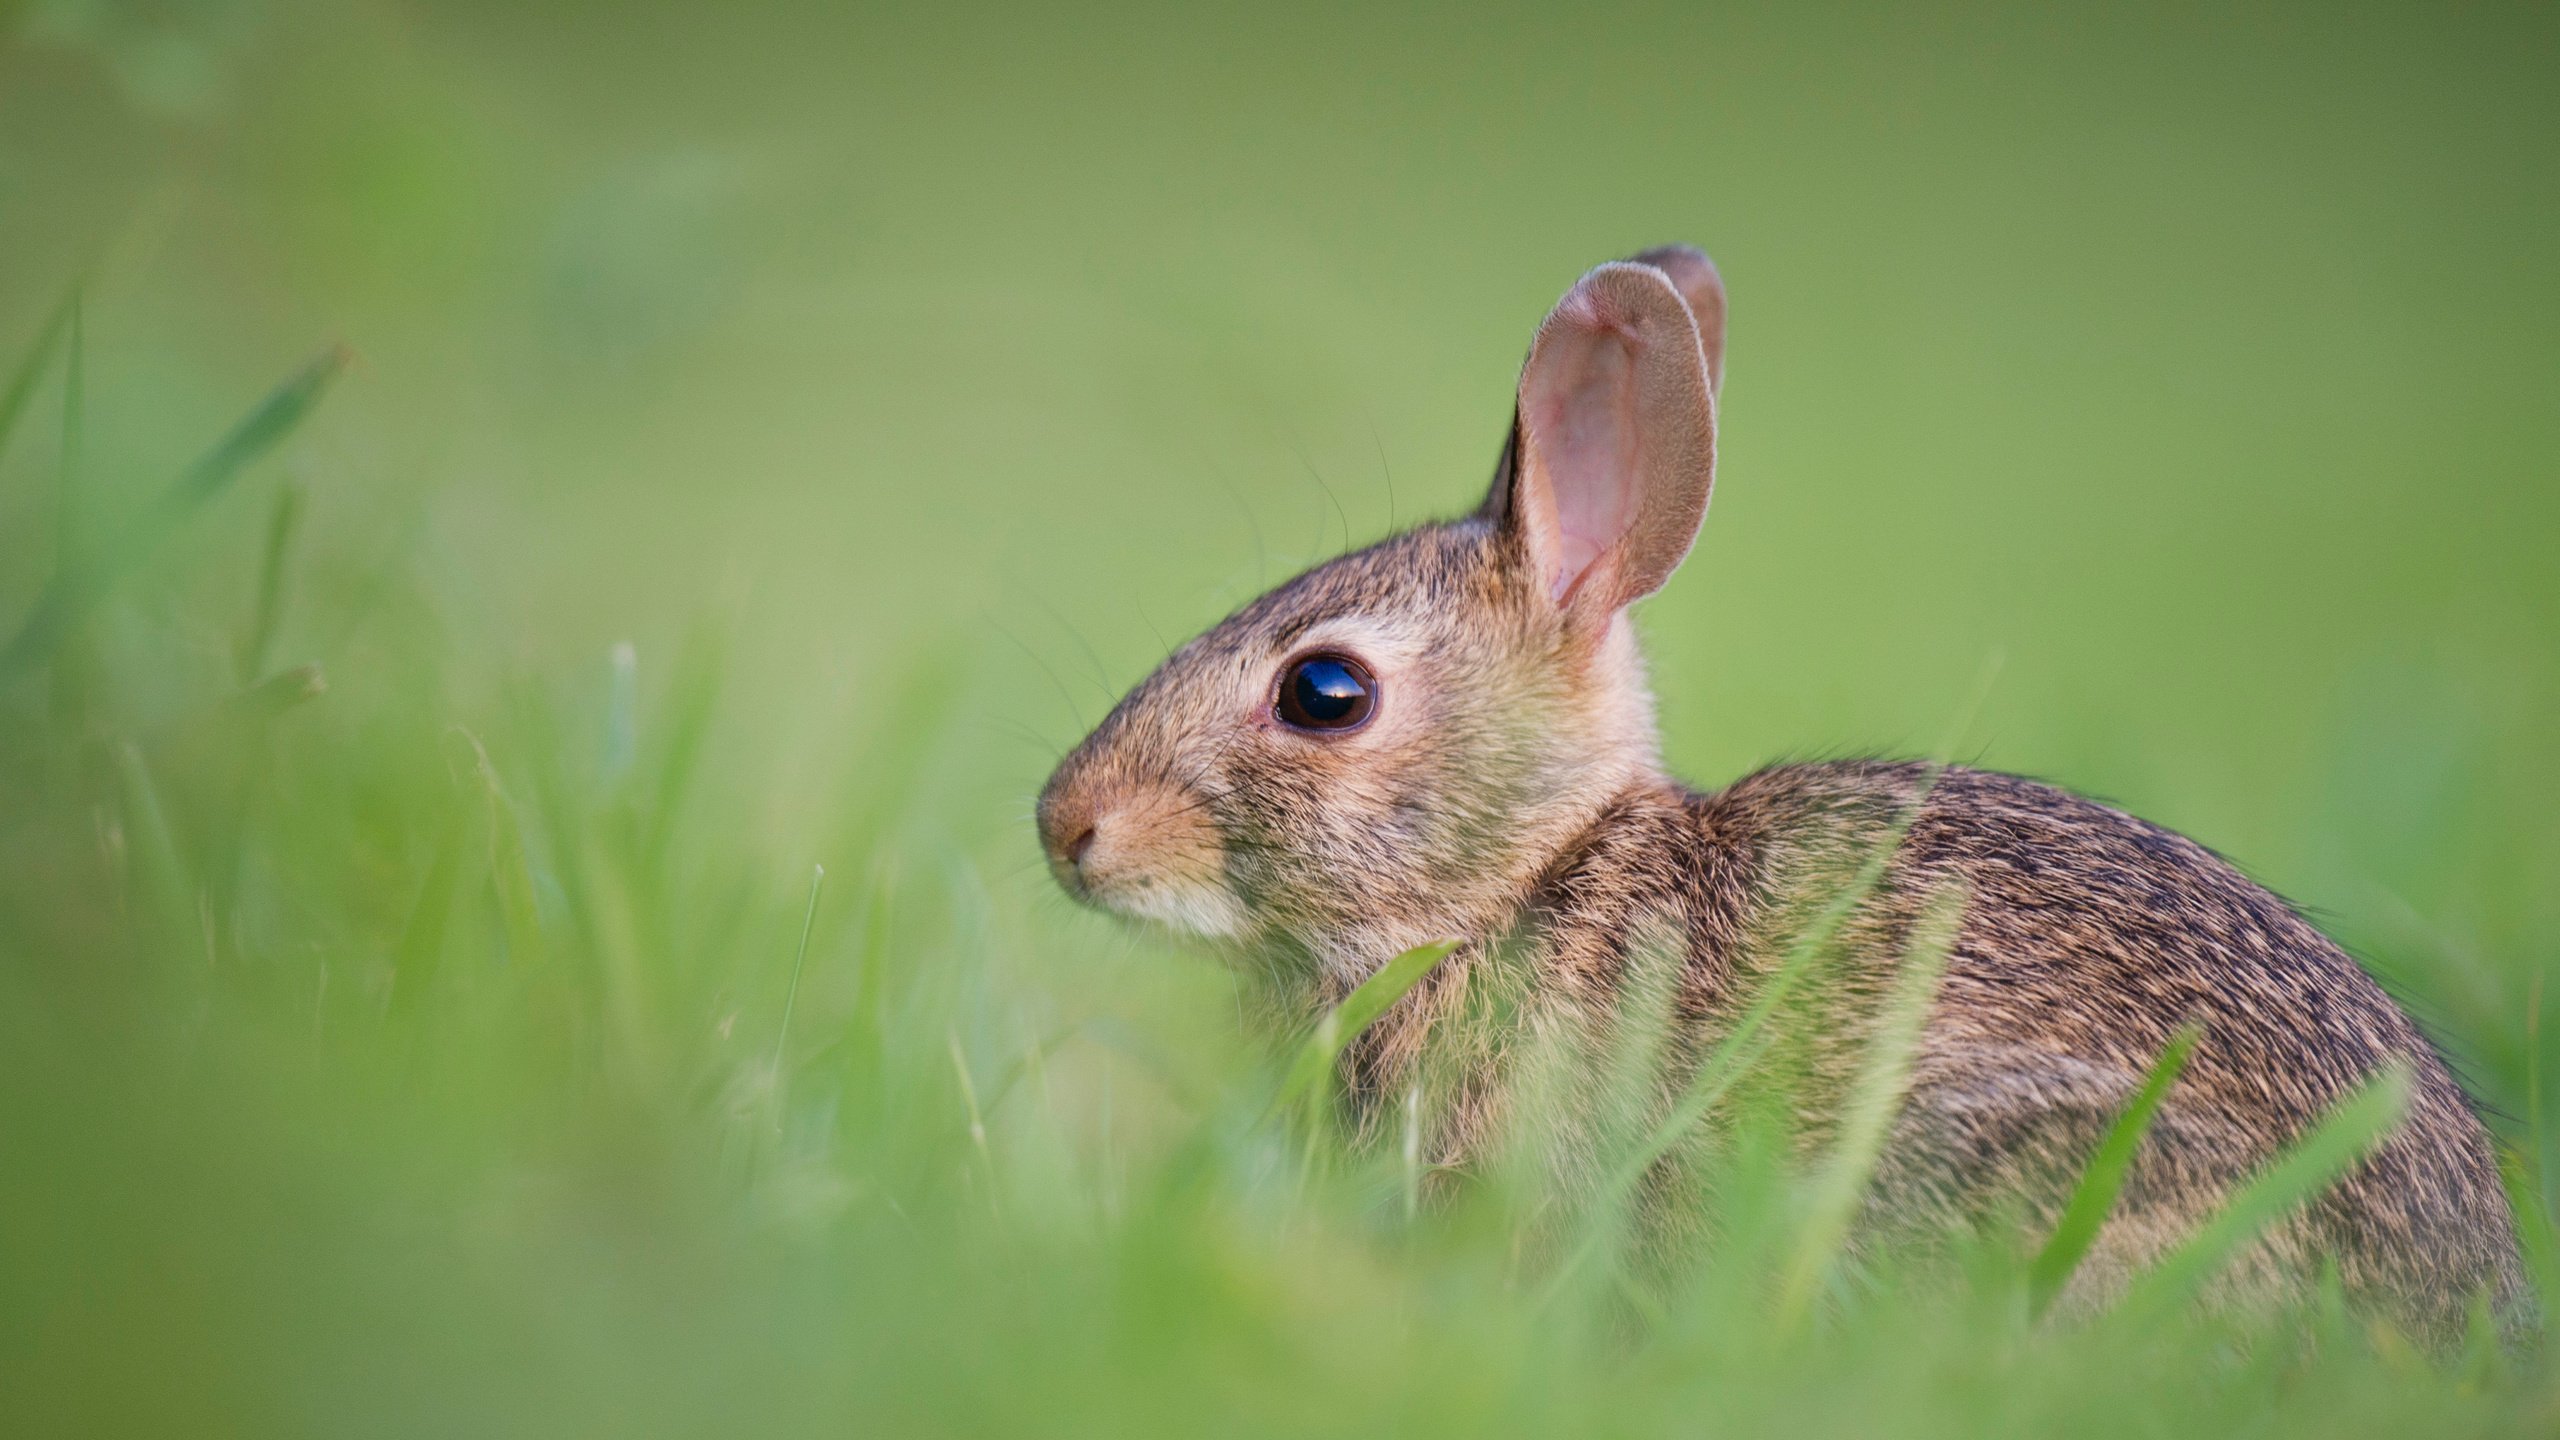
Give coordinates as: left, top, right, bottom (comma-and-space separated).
1275, 653, 1377, 733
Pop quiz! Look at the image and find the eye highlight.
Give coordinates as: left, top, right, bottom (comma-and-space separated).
1274, 653, 1377, 733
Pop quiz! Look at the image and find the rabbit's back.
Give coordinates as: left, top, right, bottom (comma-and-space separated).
1674, 761, 2523, 1331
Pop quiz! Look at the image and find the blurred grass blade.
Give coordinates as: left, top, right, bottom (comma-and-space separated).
1774, 880, 1966, 1329
452, 727, 550, 973
233, 662, 329, 720
603, 641, 639, 786
1274, 939, 1460, 1117
1, 345, 347, 680
757, 855, 829, 1147
154, 346, 349, 519
1400, 1080, 1424, 1223
58, 291, 85, 562
949, 1028, 1000, 1219
47, 291, 95, 723
1540, 926, 1835, 1307
236, 482, 307, 686
1543, 766, 1955, 1307
637, 621, 727, 877
2115, 1063, 2413, 1326
773, 855, 824, 1081
2497, 1144, 2558, 1318
2028, 1022, 2203, 1318
0, 287, 76, 465
112, 738, 194, 957
843, 862, 896, 1077
389, 802, 467, 1016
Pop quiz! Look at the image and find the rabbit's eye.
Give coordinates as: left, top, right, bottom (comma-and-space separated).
1275, 653, 1377, 733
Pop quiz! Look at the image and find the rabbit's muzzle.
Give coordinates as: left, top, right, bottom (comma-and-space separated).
1038, 758, 1248, 940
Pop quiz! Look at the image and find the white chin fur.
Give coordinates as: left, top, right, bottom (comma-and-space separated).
1099, 879, 1250, 942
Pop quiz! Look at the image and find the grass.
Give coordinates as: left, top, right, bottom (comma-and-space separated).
3, 2, 2558, 1435
0, 314, 2552, 1437
2026, 1022, 2199, 1318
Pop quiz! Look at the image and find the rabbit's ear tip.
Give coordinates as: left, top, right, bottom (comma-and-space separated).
1629, 243, 1715, 274
1625, 245, 1726, 394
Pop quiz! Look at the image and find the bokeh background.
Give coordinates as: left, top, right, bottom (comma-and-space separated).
2, 1, 2556, 1434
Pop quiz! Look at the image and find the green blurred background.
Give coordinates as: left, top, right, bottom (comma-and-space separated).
2, 1, 2556, 1434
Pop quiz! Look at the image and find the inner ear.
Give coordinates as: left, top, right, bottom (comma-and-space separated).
1497, 262, 1718, 616
1519, 300, 1646, 597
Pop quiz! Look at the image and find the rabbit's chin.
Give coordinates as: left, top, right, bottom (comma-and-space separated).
1088, 876, 1252, 944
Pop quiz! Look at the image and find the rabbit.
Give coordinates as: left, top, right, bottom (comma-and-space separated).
1036, 246, 2524, 1337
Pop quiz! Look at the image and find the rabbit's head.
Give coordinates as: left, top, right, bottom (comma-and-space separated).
1039, 248, 1725, 978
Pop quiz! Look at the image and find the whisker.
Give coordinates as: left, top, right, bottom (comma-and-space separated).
983, 613, 1090, 732
1030, 595, 1120, 703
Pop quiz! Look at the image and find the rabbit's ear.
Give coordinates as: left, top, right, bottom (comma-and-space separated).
1483, 259, 1718, 616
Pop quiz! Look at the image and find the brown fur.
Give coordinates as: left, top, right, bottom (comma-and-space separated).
1037, 248, 2524, 1338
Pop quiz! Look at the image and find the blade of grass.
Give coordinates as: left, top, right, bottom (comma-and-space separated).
47, 291, 95, 726
1542, 653, 1999, 1310
1, 344, 347, 680
1273, 939, 1462, 1118
2499, 1142, 2556, 1298
1274, 939, 1461, 1196
388, 801, 467, 1017
232, 661, 328, 720
1401, 1079, 1424, 1225
111, 738, 193, 959
202, 664, 331, 961
1536, 925, 1694, 1312
1650, 648, 1994, 1195
57, 291, 83, 563
949, 1028, 1000, 1219
771, 863, 827, 1132
0, 287, 76, 466
1539, 768, 1955, 1309
236, 482, 306, 687
2026, 1022, 2203, 1318
1773, 879, 1967, 1331
452, 726, 550, 973
977, 1019, 1096, 1118
603, 640, 639, 787
2111, 1062, 2412, 1328
515, 681, 652, 1075
840, 860, 897, 1100
637, 620, 726, 879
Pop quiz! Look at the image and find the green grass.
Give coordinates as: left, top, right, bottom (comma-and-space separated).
3, 1, 2558, 1435
2026, 1022, 2199, 1318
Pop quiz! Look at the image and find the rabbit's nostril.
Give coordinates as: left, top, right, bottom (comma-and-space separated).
1066, 825, 1096, 867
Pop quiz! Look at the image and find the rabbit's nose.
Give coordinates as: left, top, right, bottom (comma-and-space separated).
1037, 786, 1099, 882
